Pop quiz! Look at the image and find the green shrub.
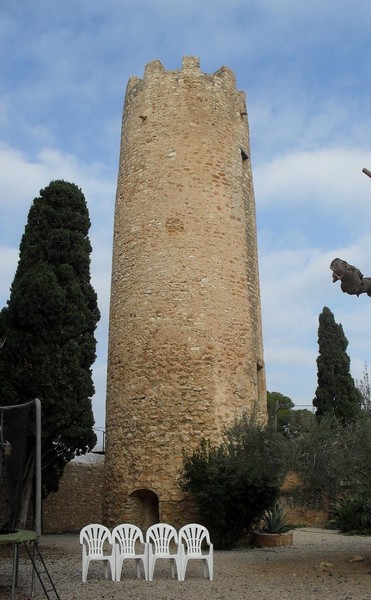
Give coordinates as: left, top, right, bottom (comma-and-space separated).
329, 494, 371, 534
180, 413, 290, 549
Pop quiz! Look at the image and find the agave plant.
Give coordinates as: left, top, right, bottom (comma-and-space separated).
261, 504, 290, 534
329, 494, 371, 534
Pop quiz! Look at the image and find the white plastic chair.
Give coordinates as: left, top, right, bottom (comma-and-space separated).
146, 523, 182, 581
80, 524, 115, 582
178, 523, 213, 581
112, 523, 149, 580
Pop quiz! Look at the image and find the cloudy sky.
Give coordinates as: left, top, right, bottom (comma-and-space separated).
2, 1, 371, 438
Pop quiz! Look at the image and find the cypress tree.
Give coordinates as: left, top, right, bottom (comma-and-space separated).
313, 306, 361, 423
0, 180, 100, 498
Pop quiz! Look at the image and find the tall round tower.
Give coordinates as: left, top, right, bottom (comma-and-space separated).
104, 56, 266, 528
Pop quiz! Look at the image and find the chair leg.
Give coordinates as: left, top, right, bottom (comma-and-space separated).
115, 558, 122, 581
181, 557, 188, 582
208, 559, 213, 581
82, 558, 89, 583
177, 544, 185, 581
143, 549, 149, 581
148, 556, 155, 581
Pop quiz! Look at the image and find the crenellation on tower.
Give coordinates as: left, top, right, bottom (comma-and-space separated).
144, 59, 165, 77
213, 65, 236, 88
127, 57, 241, 103
182, 56, 200, 73
104, 56, 266, 529
125, 76, 142, 100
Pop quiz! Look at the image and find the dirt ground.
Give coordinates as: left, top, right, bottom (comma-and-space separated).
1, 527, 371, 600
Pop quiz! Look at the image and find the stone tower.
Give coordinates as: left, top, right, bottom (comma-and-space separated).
104, 57, 266, 528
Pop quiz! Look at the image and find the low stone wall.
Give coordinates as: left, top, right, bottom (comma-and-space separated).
42, 455, 104, 533
41, 459, 329, 534
1, 454, 329, 535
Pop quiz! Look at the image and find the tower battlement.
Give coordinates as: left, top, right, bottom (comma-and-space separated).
138, 56, 236, 83
126, 56, 241, 104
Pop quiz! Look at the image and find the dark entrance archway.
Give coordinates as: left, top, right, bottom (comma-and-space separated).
129, 489, 159, 530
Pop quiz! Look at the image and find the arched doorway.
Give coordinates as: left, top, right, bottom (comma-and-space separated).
129, 489, 159, 530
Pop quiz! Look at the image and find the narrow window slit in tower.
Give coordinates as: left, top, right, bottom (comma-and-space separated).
241, 148, 248, 161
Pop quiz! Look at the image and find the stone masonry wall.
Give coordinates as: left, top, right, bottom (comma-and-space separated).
104, 56, 267, 528
40, 461, 327, 533
42, 458, 104, 533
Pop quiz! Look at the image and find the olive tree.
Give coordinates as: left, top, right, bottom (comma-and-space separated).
181, 413, 290, 549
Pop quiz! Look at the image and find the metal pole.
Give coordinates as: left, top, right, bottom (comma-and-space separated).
362, 167, 371, 178
34, 399, 42, 538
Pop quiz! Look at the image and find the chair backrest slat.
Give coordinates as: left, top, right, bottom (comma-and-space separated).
179, 523, 210, 554
112, 523, 144, 556
146, 523, 178, 554
80, 524, 112, 556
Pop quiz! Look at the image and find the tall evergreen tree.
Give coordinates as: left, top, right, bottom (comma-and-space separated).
313, 306, 361, 423
0, 181, 100, 502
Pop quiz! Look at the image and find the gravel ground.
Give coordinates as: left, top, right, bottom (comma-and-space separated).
1, 527, 371, 600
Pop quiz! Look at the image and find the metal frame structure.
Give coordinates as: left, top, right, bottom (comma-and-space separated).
0, 399, 59, 599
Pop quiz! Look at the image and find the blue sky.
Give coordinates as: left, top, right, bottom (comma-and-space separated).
2, 1, 371, 439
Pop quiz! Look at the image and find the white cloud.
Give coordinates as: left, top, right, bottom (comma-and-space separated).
255, 147, 371, 210
0, 143, 115, 238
